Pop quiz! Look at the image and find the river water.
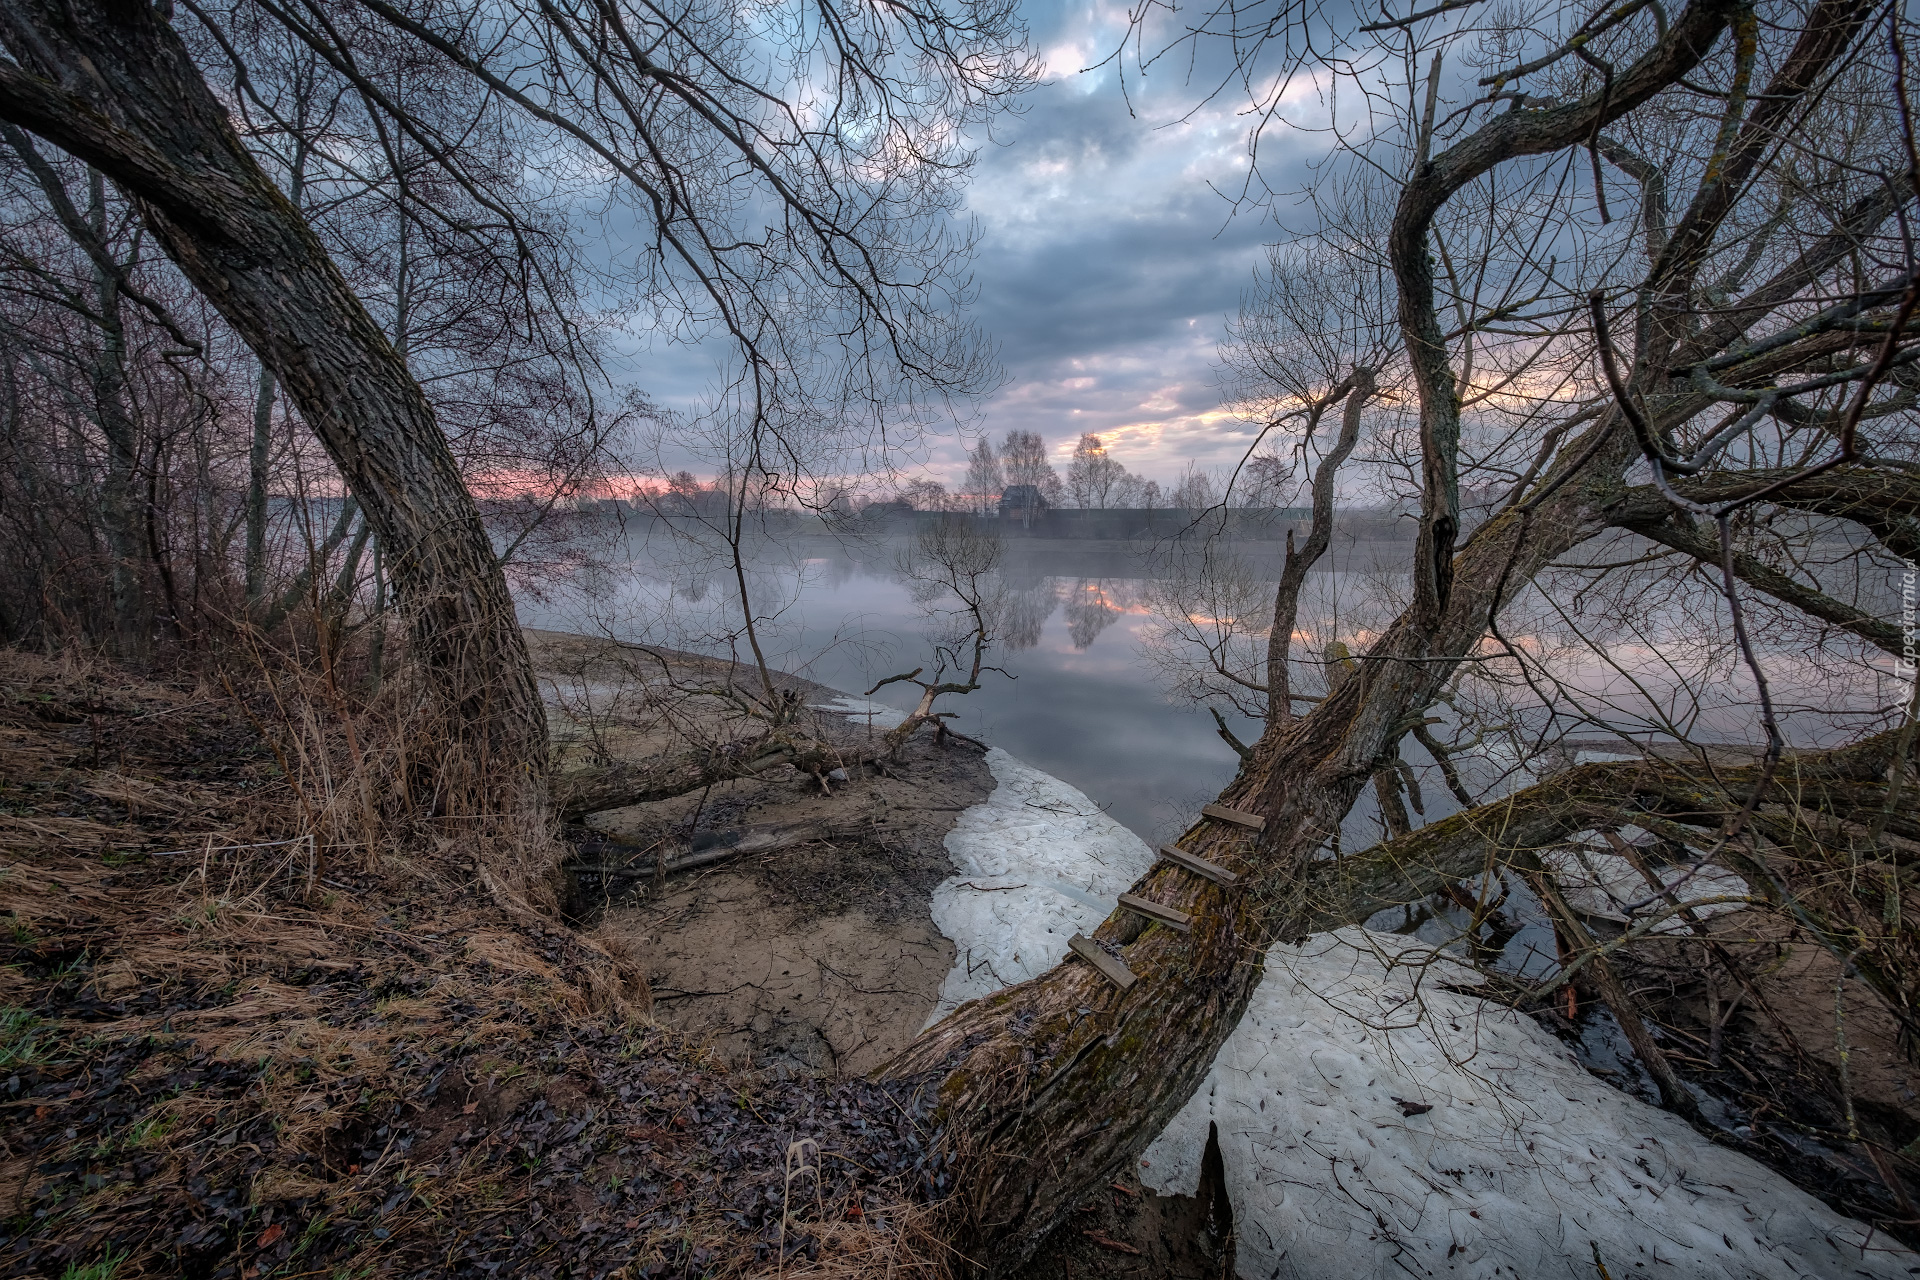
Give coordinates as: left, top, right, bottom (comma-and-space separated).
520, 523, 1303, 842
517, 516, 1902, 851
516, 515, 1916, 1220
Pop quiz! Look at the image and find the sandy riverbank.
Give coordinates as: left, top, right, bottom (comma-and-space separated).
529, 629, 994, 1075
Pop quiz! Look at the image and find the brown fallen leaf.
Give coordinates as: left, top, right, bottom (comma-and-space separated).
1082, 1230, 1142, 1256
257, 1223, 284, 1247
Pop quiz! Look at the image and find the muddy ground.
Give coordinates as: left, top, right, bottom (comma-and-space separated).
531, 628, 991, 1076
579, 732, 985, 1077
531, 632, 1236, 1274
0, 645, 975, 1280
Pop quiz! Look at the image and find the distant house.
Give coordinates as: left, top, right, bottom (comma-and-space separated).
998, 484, 1048, 519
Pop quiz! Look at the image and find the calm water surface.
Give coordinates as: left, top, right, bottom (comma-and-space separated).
518, 519, 1899, 850
523, 528, 1282, 842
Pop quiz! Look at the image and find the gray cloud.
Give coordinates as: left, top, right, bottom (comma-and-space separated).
619, 0, 1327, 486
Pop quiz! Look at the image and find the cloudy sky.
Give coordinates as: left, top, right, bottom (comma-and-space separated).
632, 0, 1336, 493
948, 0, 1283, 488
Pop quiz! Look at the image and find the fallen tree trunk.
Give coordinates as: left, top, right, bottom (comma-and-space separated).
1668, 466, 1920, 563
572, 818, 851, 881
865, 0, 1909, 1257
551, 689, 994, 819
1291, 729, 1911, 931
551, 735, 879, 820
555, 745, 804, 820
881, 706, 1911, 1269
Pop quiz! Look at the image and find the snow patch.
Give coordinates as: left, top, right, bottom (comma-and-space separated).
1138, 927, 1917, 1280
922, 757, 1914, 1276
1574, 749, 1643, 765
923, 748, 1155, 1025
1542, 842, 1749, 934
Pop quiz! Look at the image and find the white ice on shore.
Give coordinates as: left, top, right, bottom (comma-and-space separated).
921, 752, 1920, 1279
1139, 927, 1918, 1279
1542, 838, 1750, 933
924, 747, 1156, 1025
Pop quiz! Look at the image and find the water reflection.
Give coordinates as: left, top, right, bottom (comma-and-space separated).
998, 569, 1057, 651
520, 523, 1294, 841
1062, 579, 1129, 650
519, 516, 1898, 848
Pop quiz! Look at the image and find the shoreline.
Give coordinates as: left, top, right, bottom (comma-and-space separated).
529, 629, 996, 1075
527, 628, 1920, 1277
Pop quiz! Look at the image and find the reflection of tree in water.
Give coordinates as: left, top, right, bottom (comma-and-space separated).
675, 568, 713, 603
1064, 579, 1132, 650
996, 573, 1057, 651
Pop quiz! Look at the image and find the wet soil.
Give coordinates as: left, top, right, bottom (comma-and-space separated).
531, 631, 995, 1075
537, 634, 1236, 1271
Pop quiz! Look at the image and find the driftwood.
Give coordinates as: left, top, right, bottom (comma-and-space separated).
571, 819, 854, 883
552, 736, 875, 820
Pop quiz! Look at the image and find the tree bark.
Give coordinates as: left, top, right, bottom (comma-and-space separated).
1265, 368, 1370, 724
1287, 728, 1907, 931
875, 492, 1625, 1271
0, 0, 550, 849
870, 2, 1843, 1265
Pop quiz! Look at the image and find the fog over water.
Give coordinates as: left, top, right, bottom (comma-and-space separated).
518, 518, 1902, 849
522, 525, 1285, 842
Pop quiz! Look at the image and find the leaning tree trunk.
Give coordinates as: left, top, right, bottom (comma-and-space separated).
877, 479, 1627, 1268
0, 0, 551, 854
875, 0, 1797, 1264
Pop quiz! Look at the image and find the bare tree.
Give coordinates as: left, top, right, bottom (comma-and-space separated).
873, 0, 1920, 1265
1165, 461, 1218, 511
0, 0, 1034, 886
866, 515, 1008, 748
999, 428, 1063, 516
1065, 432, 1127, 507
4, 0, 1913, 1262
961, 437, 1005, 514
0, 124, 229, 655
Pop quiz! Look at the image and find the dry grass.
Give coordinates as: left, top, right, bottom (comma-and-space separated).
0, 645, 958, 1280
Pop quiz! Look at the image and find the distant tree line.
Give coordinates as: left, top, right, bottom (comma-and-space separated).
856, 429, 1319, 514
